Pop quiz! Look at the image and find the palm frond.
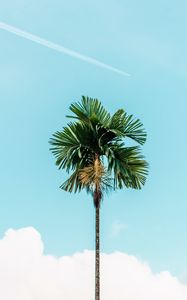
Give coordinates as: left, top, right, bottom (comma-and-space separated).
67, 96, 111, 127
106, 143, 148, 189
60, 169, 83, 192
49, 122, 96, 171
109, 109, 147, 145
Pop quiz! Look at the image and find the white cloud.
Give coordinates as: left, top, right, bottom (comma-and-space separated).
0, 227, 187, 300
110, 220, 128, 237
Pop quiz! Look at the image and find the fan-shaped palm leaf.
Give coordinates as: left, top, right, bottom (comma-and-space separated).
109, 109, 147, 145
105, 143, 148, 189
67, 96, 111, 127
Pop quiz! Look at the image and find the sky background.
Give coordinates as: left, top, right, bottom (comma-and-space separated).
0, 0, 187, 284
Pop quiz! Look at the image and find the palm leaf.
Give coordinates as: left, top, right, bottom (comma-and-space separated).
105, 143, 148, 189
109, 109, 147, 145
60, 169, 83, 192
67, 96, 111, 127
50, 122, 97, 171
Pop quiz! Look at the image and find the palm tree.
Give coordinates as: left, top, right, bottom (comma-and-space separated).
49, 96, 148, 300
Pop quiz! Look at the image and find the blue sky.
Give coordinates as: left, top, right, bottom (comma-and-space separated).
0, 0, 187, 280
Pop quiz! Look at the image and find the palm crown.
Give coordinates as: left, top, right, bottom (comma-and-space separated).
50, 96, 148, 207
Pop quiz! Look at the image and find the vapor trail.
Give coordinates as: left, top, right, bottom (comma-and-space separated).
0, 21, 130, 77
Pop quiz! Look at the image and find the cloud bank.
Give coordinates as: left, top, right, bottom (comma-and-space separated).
0, 227, 187, 300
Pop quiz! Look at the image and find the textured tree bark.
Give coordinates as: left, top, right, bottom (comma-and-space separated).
95, 206, 100, 300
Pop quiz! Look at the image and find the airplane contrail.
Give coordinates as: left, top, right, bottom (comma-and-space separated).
0, 21, 130, 77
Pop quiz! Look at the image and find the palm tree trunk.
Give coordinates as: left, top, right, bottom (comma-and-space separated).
95, 206, 100, 300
